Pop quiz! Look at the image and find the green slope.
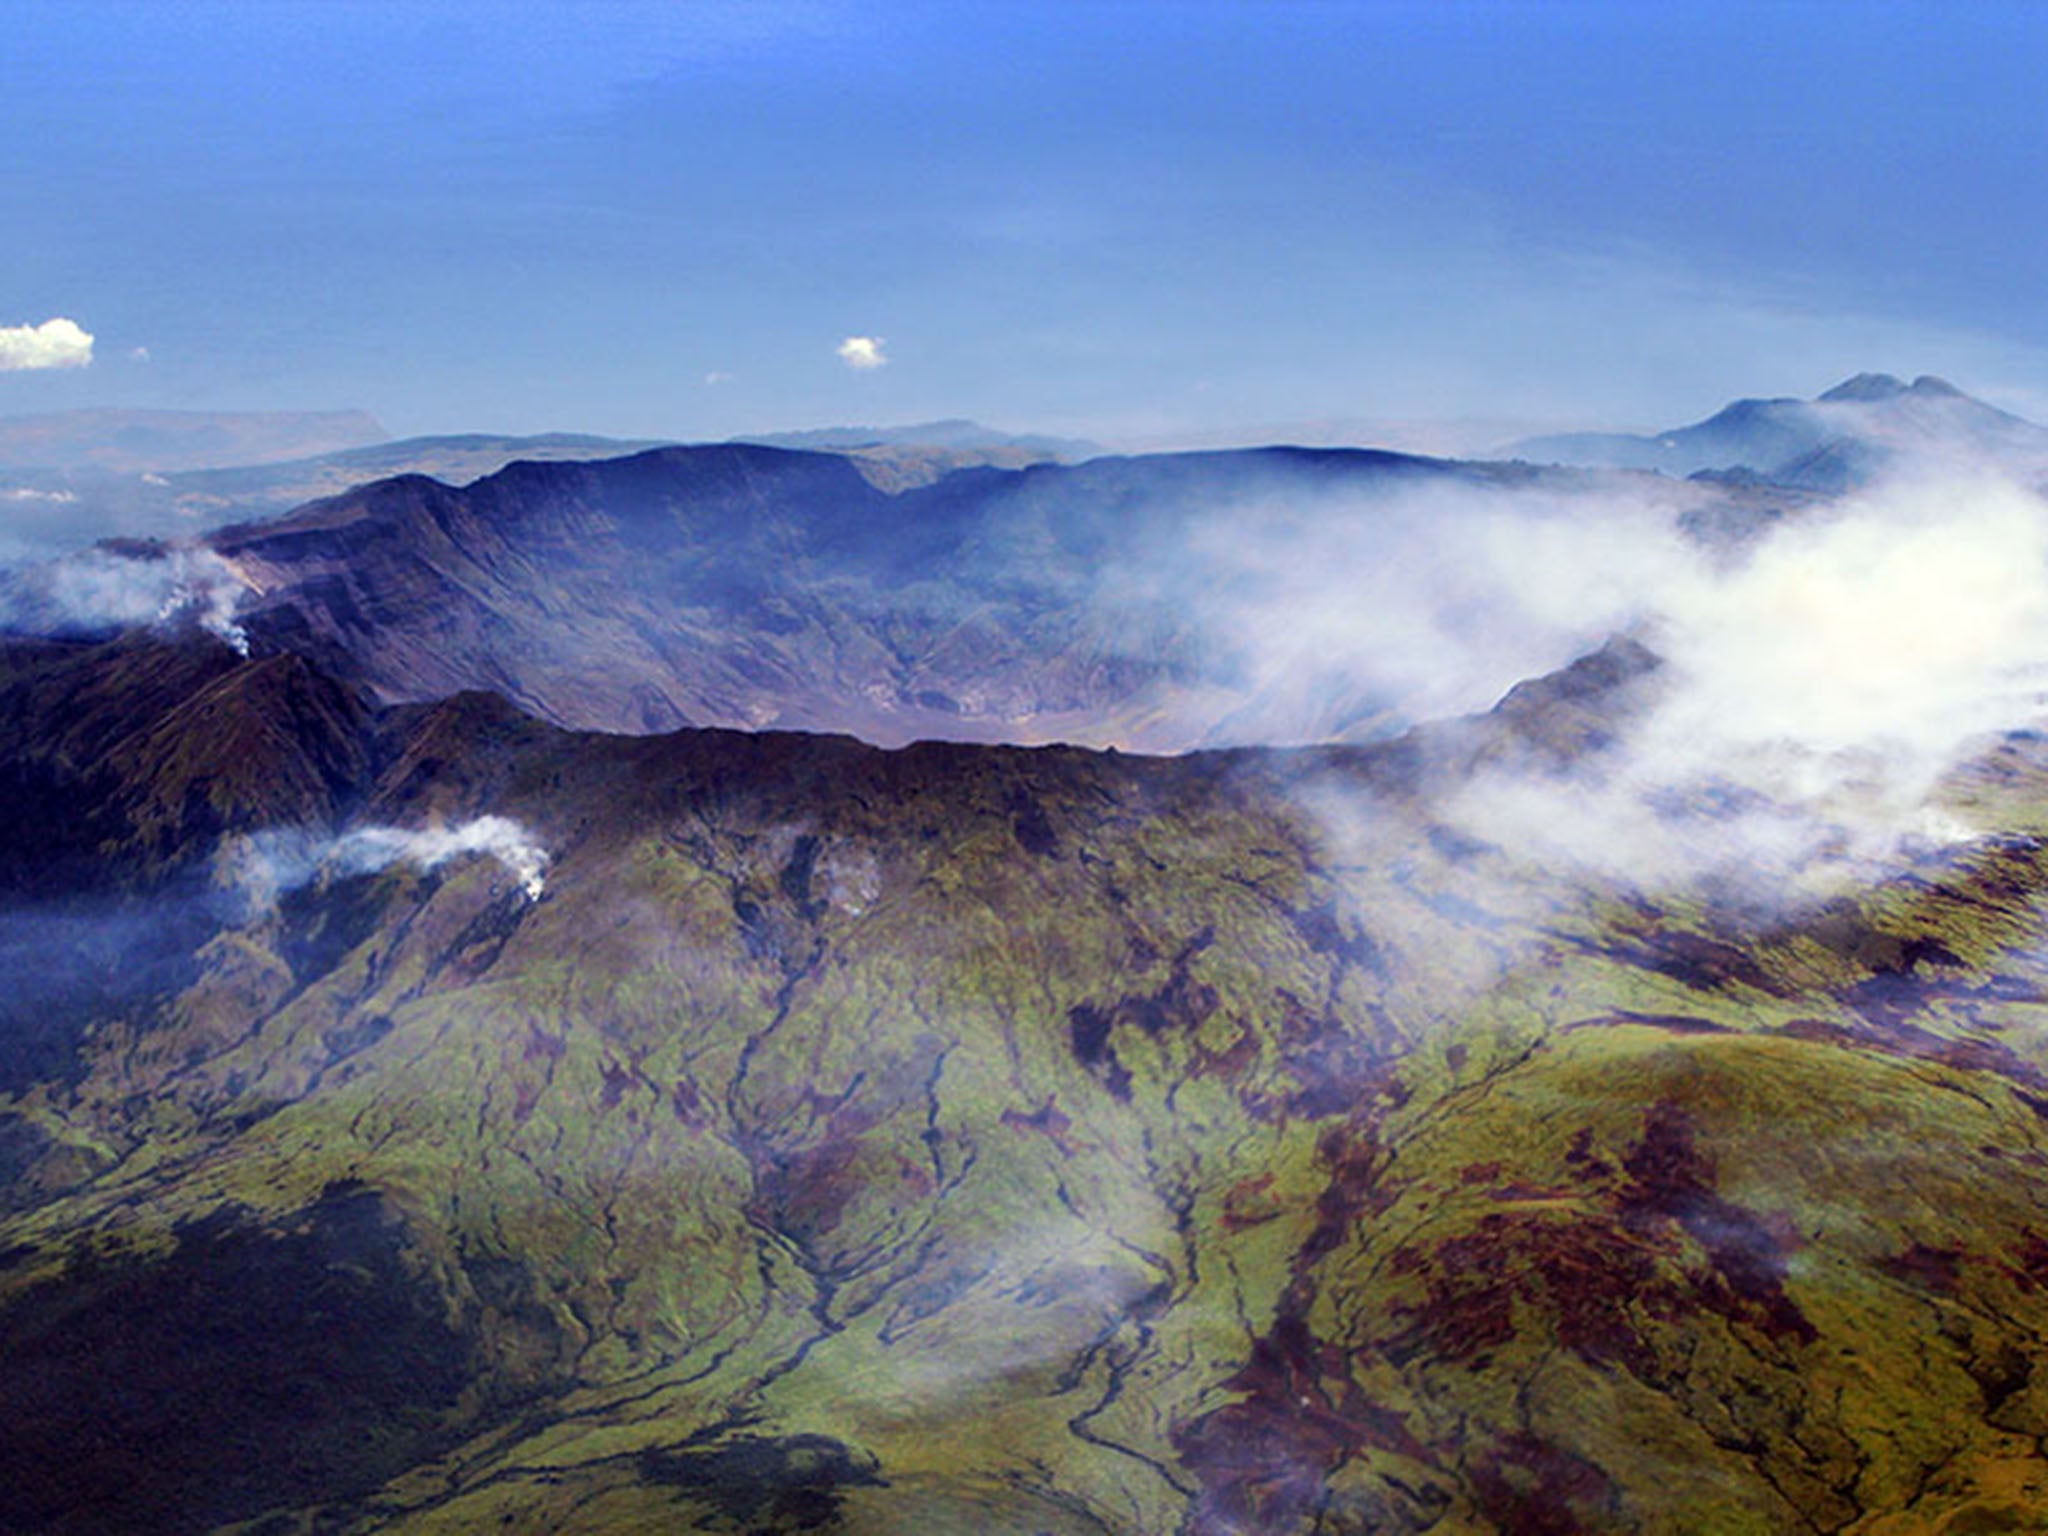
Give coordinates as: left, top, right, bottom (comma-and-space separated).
5, 636, 2048, 1533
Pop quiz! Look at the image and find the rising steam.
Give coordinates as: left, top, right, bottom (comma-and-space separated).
236, 815, 550, 905
1, 543, 253, 655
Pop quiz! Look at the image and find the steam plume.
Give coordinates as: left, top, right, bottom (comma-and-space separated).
1, 543, 252, 655
237, 816, 550, 905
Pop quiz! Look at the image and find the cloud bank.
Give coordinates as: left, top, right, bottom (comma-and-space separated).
1178, 465, 2048, 896
1167, 478, 1697, 742
1511, 473, 2048, 890
0, 317, 93, 371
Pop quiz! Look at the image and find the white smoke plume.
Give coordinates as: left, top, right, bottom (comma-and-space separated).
236, 815, 550, 906
1557, 473, 2048, 884
332, 818, 550, 899
1, 543, 252, 655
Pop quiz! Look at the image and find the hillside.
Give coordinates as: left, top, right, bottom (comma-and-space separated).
6, 632, 2048, 1530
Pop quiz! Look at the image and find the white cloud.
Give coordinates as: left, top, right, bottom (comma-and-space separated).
836, 334, 887, 370
129, 345, 151, 363
1155, 460, 2048, 899
0, 317, 93, 371
1164, 478, 1694, 740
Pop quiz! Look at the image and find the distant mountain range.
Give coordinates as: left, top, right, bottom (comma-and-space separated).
173, 419, 1089, 514
731, 420, 1098, 491
733, 417, 1097, 459
0, 410, 1086, 482
0, 433, 673, 566
7, 376, 2033, 757
1509, 372, 2048, 489
0, 408, 390, 474
2, 382, 2036, 564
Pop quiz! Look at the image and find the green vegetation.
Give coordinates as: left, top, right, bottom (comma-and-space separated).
8, 635, 2048, 1532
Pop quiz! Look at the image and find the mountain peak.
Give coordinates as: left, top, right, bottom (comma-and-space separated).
1506, 370, 2048, 490
1817, 372, 1968, 404
1817, 372, 1911, 403
1910, 373, 1965, 397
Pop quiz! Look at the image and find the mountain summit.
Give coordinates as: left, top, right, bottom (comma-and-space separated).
1509, 373, 2048, 488
1816, 371, 1962, 402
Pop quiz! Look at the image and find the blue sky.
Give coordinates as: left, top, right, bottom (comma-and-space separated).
6, 0, 2048, 445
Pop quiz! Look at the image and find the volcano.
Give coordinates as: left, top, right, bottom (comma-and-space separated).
6, 409, 2048, 1533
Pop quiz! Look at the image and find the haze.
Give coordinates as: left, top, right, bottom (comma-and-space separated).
8, 1, 2048, 445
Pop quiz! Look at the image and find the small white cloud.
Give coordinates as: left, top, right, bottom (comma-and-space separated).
0, 317, 93, 371
703, 370, 733, 386
836, 335, 887, 371
129, 345, 151, 363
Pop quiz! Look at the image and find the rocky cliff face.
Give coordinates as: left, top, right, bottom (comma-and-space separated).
8, 632, 2048, 1532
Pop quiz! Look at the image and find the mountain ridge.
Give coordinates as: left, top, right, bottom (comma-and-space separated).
0, 422, 1105, 565
170, 441, 1742, 753
0, 407, 390, 474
